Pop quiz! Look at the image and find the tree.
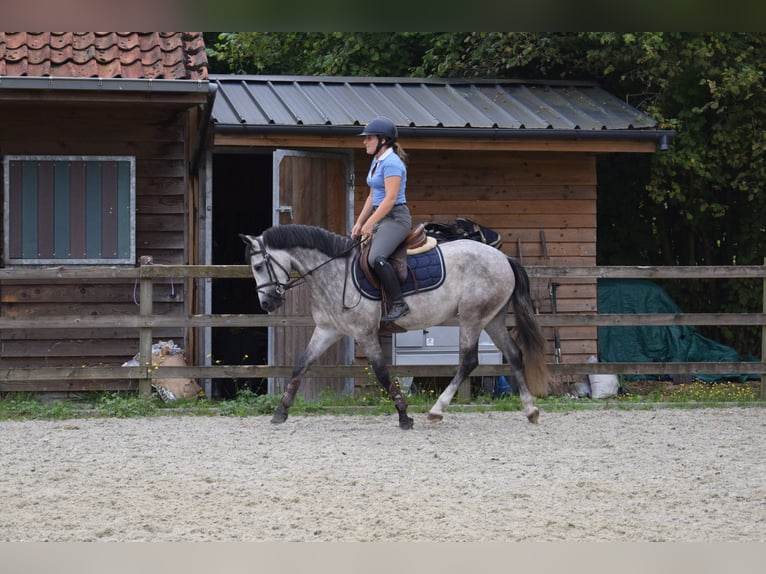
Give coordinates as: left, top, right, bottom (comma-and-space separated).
207, 32, 434, 77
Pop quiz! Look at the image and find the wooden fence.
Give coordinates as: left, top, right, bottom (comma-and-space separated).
1, 263, 765, 398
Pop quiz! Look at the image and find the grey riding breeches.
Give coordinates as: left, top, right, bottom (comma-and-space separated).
367, 204, 412, 265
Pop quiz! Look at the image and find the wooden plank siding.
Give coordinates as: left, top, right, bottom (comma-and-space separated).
353, 148, 598, 380
0, 102, 195, 391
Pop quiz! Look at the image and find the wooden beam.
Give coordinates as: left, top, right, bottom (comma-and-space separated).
1, 361, 765, 385
1, 312, 765, 330
213, 133, 658, 153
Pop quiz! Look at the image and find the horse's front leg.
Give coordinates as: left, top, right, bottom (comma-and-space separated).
272, 326, 342, 425
369, 359, 414, 430
358, 339, 413, 430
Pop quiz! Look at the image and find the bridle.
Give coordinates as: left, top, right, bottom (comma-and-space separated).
247, 235, 365, 304
246, 237, 293, 301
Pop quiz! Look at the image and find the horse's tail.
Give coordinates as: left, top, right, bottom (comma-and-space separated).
507, 256, 550, 397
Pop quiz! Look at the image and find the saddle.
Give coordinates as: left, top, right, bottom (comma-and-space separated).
359, 223, 435, 288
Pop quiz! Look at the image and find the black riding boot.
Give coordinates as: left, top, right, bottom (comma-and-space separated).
373, 256, 410, 322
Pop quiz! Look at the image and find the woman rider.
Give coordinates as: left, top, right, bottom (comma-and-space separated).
352, 117, 412, 323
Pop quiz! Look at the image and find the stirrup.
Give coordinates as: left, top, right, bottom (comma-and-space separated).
382, 301, 410, 323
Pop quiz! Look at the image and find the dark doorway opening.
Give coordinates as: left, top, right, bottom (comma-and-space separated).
211, 152, 272, 398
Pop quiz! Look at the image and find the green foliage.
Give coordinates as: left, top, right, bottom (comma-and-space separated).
217, 388, 282, 416
208, 32, 434, 77
0, 393, 75, 420
96, 392, 158, 418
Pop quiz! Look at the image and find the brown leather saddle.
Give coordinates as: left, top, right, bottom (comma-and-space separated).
359, 223, 429, 288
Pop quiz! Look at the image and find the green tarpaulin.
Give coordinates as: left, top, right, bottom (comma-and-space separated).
597, 279, 753, 382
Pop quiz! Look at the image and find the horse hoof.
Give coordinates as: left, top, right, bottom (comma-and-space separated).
526, 408, 540, 424
426, 413, 443, 423
399, 417, 414, 430
271, 412, 288, 424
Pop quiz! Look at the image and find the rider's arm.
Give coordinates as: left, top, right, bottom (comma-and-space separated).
352, 192, 374, 238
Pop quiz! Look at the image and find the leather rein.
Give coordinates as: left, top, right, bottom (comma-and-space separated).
248, 236, 365, 305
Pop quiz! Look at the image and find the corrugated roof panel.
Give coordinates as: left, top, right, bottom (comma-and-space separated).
569, 85, 655, 129
378, 83, 442, 126
450, 85, 519, 128
473, 85, 544, 129
212, 95, 242, 125
558, 86, 624, 129
370, 83, 436, 126
546, 86, 614, 129
390, 83, 466, 127
317, 81, 379, 125
348, 83, 411, 125
426, 84, 499, 128
510, 85, 581, 129
299, 82, 357, 125
209, 75, 659, 133
270, 81, 331, 125
215, 81, 268, 124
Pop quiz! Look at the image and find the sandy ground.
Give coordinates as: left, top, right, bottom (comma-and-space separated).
1, 407, 764, 542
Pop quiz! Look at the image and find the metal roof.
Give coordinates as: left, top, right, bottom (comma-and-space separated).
209, 75, 659, 135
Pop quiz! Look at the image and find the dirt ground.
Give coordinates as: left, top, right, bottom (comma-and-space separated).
1, 407, 764, 542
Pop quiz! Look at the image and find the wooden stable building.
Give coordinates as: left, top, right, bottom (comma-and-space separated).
0, 33, 672, 398
0, 32, 212, 392
207, 75, 670, 399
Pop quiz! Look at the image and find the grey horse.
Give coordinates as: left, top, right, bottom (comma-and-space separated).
240, 224, 549, 430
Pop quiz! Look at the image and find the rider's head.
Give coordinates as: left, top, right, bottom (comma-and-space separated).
359, 117, 398, 155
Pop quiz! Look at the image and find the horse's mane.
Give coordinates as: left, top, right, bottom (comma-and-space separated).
262, 224, 355, 257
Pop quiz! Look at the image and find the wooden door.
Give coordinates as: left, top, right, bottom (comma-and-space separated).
269, 151, 352, 400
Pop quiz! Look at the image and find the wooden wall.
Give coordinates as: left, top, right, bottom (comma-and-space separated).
0, 102, 193, 392
353, 148, 598, 377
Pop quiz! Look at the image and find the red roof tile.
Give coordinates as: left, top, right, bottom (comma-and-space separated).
0, 32, 208, 80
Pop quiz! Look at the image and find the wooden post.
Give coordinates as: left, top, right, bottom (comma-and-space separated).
138, 257, 154, 397
762, 258, 766, 400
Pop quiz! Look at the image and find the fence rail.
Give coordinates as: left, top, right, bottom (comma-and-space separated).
1, 264, 765, 397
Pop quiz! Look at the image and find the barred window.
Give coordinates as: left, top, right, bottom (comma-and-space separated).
3, 156, 135, 265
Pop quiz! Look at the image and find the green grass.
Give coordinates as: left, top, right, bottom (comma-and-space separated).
0, 379, 763, 421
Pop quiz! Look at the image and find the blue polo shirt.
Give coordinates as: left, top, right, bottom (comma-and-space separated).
367, 148, 407, 206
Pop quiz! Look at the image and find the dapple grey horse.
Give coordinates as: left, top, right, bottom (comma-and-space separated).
240, 224, 549, 429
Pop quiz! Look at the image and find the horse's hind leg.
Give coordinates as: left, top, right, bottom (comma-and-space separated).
272, 326, 342, 425
426, 329, 480, 423
484, 315, 539, 423
358, 339, 414, 430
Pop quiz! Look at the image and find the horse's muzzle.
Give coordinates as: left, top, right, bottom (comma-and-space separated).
259, 293, 284, 313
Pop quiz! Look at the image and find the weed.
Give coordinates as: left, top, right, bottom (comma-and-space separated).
97, 392, 158, 418
664, 380, 757, 403
218, 389, 281, 417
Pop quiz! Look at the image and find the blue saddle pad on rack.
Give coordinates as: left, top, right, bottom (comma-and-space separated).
352, 247, 446, 300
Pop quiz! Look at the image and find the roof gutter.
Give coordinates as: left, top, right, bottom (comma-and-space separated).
0, 76, 211, 95
214, 124, 676, 150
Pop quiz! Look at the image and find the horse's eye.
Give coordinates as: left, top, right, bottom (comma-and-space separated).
253, 263, 263, 272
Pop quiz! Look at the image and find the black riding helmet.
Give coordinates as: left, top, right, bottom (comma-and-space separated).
359, 117, 398, 155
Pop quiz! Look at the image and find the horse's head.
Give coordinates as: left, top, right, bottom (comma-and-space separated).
239, 233, 290, 313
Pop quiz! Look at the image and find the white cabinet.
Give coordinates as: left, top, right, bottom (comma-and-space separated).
392, 326, 502, 365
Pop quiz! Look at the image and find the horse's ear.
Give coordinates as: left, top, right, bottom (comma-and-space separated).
239, 233, 255, 245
